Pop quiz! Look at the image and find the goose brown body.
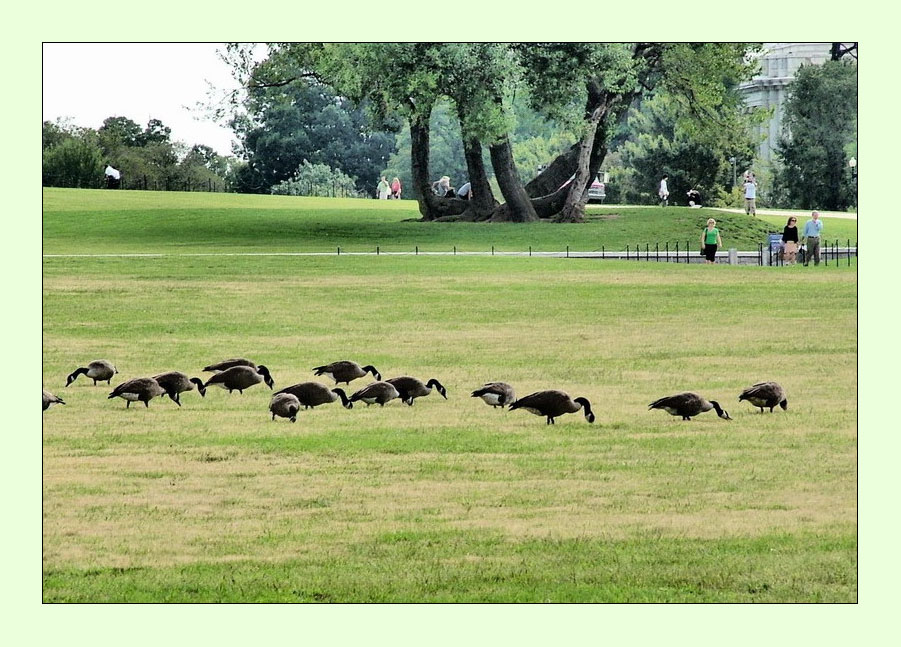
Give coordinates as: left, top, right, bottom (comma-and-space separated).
349, 381, 400, 406
648, 392, 731, 420
269, 393, 301, 422
313, 361, 381, 385
508, 390, 595, 425
203, 358, 257, 372
43, 389, 65, 411
107, 377, 167, 408
385, 377, 447, 405
66, 360, 117, 386
471, 382, 516, 408
276, 382, 352, 409
152, 371, 206, 406
738, 382, 788, 412
203, 365, 274, 393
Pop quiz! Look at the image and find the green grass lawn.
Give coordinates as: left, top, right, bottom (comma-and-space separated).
42, 190, 857, 602
43, 188, 857, 255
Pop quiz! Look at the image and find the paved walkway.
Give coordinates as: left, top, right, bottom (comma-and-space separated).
591, 204, 856, 220
710, 207, 857, 220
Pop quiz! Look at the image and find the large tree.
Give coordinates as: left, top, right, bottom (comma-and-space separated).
226, 43, 758, 222
774, 59, 857, 211
226, 61, 396, 194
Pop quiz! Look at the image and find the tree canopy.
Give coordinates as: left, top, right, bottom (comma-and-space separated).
222, 42, 761, 221
774, 59, 857, 211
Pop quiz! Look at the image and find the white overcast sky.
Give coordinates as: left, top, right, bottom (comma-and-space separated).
42, 43, 242, 156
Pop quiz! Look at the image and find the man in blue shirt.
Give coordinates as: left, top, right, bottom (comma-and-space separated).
802, 211, 823, 266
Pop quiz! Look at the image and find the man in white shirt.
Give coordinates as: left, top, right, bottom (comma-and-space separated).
743, 176, 757, 215
104, 164, 121, 189
658, 175, 669, 207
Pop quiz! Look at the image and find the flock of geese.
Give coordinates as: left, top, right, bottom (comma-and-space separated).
42, 358, 789, 425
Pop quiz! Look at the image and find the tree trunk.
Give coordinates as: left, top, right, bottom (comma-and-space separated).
489, 136, 539, 222
461, 137, 498, 220
524, 143, 581, 198
556, 85, 608, 223
411, 107, 471, 221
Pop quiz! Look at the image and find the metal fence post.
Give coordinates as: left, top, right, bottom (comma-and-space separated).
666, 242, 669, 262
675, 241, 679, 263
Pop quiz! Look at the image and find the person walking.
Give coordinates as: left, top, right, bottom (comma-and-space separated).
390, 177, 402, 200
802, 211, 823, 266
743, 175, 757, 215
781, 216, 800, 265
376, 176, 391, 200
700, 218, 723, 264
658, 174, 669, 207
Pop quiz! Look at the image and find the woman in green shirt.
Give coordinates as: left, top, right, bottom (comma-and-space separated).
700, 218, 723, 264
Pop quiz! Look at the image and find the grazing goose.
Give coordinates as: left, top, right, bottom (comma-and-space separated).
648, 392, 731, 421
203, 365, 273, 394
269, 393, 301, 422
203, 358, 257, 373
42, 389, 65, 411
276, 382, 353, 409
349, 381, 400, 407
152, 371, 206, 406
66, 359, 117, 386
471, 382, 516, 409
739, 381, 788, 413
107, 377, 167, 408
508, 390, 595, 425
313, 361, 381, 385
386, 377, 447, 406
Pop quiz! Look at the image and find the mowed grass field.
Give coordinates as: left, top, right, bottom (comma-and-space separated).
42, 189, 857, 602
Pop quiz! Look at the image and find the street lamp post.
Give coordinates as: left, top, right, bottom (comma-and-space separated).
849, 157, 857, 207
729, 157, 737, 187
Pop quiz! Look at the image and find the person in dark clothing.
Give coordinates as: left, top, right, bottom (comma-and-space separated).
781, 216, 800, 264
686, 189, 702, 207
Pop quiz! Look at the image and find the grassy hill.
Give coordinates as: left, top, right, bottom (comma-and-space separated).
42, 188, 856, 255
41, 188, 857, 602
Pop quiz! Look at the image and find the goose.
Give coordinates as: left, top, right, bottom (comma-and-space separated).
313, 361, 381, 385
42, 389, 65, 411
203, 358, 257, 373
203, 365, 274, 393
648, 392, 731, 420
269, 393, 301, 422
471, 382, 516, 409
66, 360, 117, 386
276, 382, 353, 409
152, 371, 206, 406
349, 381, 400, 407
508, 390, 595, 425
107, 377, 167, 408
739, 381, 788, 413
385, 376, 447, 406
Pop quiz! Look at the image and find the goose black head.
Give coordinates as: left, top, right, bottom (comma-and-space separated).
257, 365, 274, 389
575, 397, 595, 423
427, 379, 448, 399
332, 388, 353, 409
65, 368, 87, 386
191, 377, 207, 397
710, 401, 731, 420
779, 399, 788, 410
363, 365, 381, 381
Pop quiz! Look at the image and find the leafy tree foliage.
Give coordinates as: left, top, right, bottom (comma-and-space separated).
773, 60, 857, 211
42, 136, 104, 188
619, 91, 762, 205
43, 116, 233, 191
229, 76, 395, 194
225, 43, 760, 222
270, 160, 358, 197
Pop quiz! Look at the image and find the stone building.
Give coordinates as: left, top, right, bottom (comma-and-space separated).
738, 43, 834, 164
